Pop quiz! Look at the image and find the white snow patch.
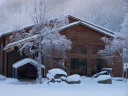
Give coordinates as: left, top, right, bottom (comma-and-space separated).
99, 71, 108, 74
97, 75, 111, 81
48, 68, 67, 76
0, 76, 127, 96
67, 74, 80, 82
0, 75, 7, 80
54, 79, 61, 82
12, 58, 45, 69
60, 76, 67, 80
102, 68, 112, 70
46, 68, 67, 80
5, 78, 19, 84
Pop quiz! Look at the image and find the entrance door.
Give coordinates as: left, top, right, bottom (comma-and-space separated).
70, 58, 87, 75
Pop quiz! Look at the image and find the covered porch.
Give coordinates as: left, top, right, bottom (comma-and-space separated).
12, 58, 45, 80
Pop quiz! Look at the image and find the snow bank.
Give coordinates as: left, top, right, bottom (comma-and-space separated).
97, 75, 111, 81
0, 76, 127, 96
67, 74, 80, 82
0, 75, 7, 80
5, 78, 19, 83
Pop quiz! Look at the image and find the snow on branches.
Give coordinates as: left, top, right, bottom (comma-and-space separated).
9, 0, 71, 84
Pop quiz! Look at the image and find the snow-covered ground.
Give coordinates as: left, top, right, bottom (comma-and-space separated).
0, 76, 127, 96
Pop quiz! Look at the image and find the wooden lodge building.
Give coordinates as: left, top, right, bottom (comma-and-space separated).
0, 15, 123, 79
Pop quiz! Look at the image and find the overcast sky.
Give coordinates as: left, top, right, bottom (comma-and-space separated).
0, 0, 128, 34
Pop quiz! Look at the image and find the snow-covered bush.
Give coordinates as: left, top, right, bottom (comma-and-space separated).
0, 75, 7, 80
67, 74, 81, 84
60, 76, 67, 81
46, 68, 67, 83
97, 75, 112, 84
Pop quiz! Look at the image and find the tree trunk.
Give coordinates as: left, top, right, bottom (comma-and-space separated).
37, 64, 42, 84
37, 51, 42, 84
125, 63, 127, 83
122, 64, 125, 82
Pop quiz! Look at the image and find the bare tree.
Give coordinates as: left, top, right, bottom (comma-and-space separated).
10, 0, 71, 84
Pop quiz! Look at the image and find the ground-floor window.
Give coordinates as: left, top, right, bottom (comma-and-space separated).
70, 58, 87, 75
91, 59, 108, 74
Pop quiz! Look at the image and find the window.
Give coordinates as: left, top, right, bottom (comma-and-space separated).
70, 58, 87, 75
92, 45, 105, 54
71, 45, 87, 54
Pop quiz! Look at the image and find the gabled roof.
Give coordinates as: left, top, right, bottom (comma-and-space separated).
1, 15, 119, 38
12, 58, 45, 69
4, 21, 115, 51
68, 15, 120, 37
0, 25, 34, 38
3, 15, 122, 51
59, 21, 116, 37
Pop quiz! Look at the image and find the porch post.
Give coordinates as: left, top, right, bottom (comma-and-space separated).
15, 68, 18, 79
12, 68, 15, 78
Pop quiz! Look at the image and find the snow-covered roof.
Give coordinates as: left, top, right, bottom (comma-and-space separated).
4, 23, 116, 51
4, 15, 121, 51
12, 58, 45, 69
59, 21, 116, 37
1, 15, 119, 38
68, 15, 120, 35
4, 34, 38, 50
0, 24, 34, 38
